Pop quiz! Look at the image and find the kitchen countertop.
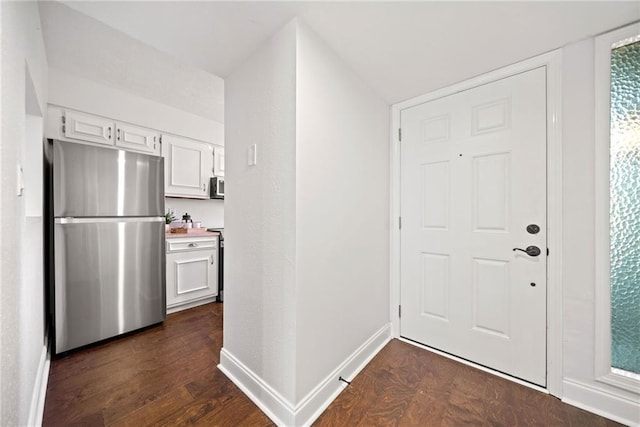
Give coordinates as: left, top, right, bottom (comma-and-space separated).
165, 228, 221, 239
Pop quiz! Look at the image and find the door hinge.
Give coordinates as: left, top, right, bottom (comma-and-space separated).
61, 115, 66, 124
399, 305, 401, 318
399, 216, 402, 229
398, 128, 402, 142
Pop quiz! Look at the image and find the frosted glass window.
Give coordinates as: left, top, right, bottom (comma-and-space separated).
610, 39, 640, 375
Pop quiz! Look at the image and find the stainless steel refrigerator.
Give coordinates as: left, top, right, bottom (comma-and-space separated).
47, 139, 166, 355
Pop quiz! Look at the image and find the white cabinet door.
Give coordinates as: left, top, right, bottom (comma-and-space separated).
162, 134, 213, 198
64, 110, 114, 146
166, 237, 218, 311
214, 146, 225, 177
115, 123, 160, 155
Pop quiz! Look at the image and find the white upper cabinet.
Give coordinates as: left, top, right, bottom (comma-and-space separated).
162, 134, 213, 199
63, 110, 115, 146
48, 106, 162, 156
213, 146, 225, 177
115, 123, 160, 155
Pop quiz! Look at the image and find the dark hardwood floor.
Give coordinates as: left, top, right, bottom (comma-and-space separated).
43, 303, 620, 426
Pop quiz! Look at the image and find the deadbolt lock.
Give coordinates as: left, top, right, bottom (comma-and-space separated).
526, 224, 540, 234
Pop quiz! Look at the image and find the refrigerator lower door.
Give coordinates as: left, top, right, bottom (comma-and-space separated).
53, 217, 166, 354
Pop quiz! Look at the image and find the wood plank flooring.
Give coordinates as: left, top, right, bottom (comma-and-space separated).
43, 303, 620, 426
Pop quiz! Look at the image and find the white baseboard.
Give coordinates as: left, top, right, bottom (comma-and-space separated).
27, 341, 50, 427
167, 296, 218, 314
563, 378, 640, 426
218, 323, 392, 426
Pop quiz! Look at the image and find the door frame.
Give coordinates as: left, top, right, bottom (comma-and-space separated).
389, 50, 563, 397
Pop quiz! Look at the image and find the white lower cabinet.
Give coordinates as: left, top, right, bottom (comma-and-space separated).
166, 236, 218, 313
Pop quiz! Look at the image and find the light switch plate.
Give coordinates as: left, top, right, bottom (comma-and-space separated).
16, 164, 24, 197
248, 144, 257, 166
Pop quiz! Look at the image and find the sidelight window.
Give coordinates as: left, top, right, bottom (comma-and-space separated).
609, 37, 640, 376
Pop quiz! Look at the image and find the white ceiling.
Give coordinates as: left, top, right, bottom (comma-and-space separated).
57, 1, 639, 104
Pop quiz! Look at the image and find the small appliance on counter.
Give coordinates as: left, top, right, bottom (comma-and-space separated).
207, 228, 224, 302
210, 177, 224, 199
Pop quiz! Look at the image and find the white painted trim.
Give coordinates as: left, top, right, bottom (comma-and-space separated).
27, 341, 50, 427
294, 324, 391, 426
563, 378, 640, 426
594, 22, 640, 394
218, 349, 292, 426
166, 296, 218, 314
389, 107, 401, 338
545, 50, 564, 399
218, 323, 391, 427
390, 49, 564, 396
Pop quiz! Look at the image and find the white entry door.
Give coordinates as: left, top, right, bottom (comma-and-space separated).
400, 67, 547, 386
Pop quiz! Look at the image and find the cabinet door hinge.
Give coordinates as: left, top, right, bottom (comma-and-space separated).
61, 115, 66, 124
398, 128, 402, 142
399, 216, 402, 229
399, 305, 402, 318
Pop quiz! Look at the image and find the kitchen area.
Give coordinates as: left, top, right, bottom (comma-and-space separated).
45, 103, 225, 355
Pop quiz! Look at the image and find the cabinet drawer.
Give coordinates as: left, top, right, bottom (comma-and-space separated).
166, 237, 217, 253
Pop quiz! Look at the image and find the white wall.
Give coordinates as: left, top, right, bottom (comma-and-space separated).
295, 23, 389, 402
47, 67, 223, 145
165, 198, 224, 228
561, 38, 640, 425
0, 1, 49, 425
223, 18, 299, 406
38, 1, 224, 124
221, 19, 391, 425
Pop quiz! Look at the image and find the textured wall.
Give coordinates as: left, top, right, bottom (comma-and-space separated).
295, 22, 390, 403
38, 1, 224, 123
223, 20, 298, 404
0, 1, 49, 425
165, 198, 224, 229
47, 67, 223, 145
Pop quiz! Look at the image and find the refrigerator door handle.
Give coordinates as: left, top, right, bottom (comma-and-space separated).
55, 217, 164, 224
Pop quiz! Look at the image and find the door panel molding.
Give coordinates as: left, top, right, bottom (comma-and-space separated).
390, 49, 563, 396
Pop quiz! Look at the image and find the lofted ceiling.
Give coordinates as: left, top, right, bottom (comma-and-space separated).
54, 1, 639, 105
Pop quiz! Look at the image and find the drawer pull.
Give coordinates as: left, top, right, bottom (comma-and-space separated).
188, 243, 197, 248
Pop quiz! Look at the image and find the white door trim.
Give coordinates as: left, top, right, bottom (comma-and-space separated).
390, 49, 563, 397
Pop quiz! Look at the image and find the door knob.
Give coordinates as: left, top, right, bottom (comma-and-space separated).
513, 246, 541, 257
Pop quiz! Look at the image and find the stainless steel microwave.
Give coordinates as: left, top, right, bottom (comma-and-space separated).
210, 176, 224, 199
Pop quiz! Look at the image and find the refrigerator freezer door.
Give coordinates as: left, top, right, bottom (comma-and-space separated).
53, 140, 164, 217
53, 217, 166, 353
